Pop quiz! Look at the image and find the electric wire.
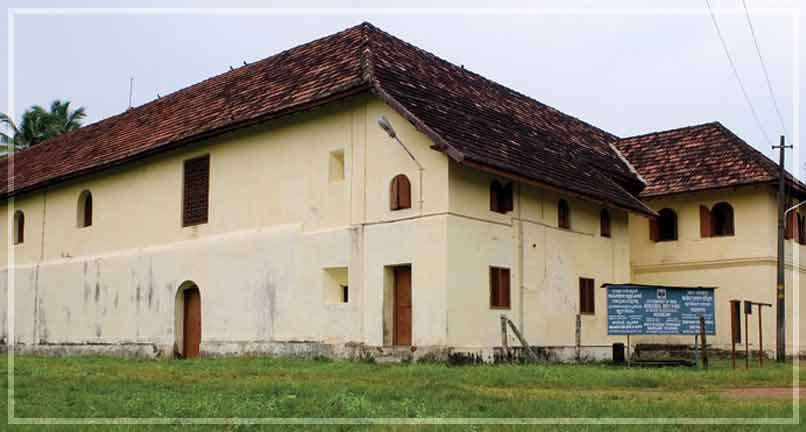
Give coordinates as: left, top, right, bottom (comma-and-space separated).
704, 0, 773, 146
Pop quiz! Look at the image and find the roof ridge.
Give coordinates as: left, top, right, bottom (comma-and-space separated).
362, 23, 619, 142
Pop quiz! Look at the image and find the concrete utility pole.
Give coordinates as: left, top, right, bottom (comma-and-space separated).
774, 135, 791, 362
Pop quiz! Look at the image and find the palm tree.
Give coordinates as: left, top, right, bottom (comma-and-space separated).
1, 100, 86, 153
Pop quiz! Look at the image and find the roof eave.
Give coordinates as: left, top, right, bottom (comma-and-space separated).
459, 158, 657, 218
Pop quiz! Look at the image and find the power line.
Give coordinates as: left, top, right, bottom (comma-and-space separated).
704, 0, 772, 146
741, 0, 788, 136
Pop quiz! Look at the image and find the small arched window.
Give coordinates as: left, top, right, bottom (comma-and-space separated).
600, 209, 611, 238
490, 180, 513, 214
558, 199, 570, 229
13, 210, 24, 245
650, 208, 677, 242
390, 174, 411, 210
77, 190, 93, 228
711, 202, 734, 237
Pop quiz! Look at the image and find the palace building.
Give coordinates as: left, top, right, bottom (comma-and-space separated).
1, 23, 802, 360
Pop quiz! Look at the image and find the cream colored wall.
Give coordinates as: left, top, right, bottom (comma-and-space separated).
445, 161, 632, 349
628, 187, 806, 355
0, 95, 453, 351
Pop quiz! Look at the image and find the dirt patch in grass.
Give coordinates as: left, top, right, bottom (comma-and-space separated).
725, 387, 806, 399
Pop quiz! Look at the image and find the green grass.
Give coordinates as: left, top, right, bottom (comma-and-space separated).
1, 355, 803, 430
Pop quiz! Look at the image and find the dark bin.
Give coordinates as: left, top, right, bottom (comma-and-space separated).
612, 343, 626, 364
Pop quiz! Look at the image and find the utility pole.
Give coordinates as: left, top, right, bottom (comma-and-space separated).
774, 135, 791, 362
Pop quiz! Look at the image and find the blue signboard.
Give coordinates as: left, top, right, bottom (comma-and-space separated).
605, 284, 715, 336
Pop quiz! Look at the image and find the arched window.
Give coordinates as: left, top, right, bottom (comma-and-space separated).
711, 202, 734, 237
490, 180, 513, 214
650, 208, 677, 242
558, 199, 570, 229
390, 174, 411, 210
600, 209, 611, 238
13, 210, 24, 244
77, 190, 93, 228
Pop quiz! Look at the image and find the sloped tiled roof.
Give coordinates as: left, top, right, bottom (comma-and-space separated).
615, 121, 806, 198
1, 23, 653, 215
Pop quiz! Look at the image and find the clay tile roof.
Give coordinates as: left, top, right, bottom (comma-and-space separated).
615, 121, 806, 198
1, 22, 653, 215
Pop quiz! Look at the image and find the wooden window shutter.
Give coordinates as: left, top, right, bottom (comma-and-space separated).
501, 268, 510, 308
579, 278, 594, 314
15, 212, 24, 244
501, 182, 514, 212
798, 214, 806, 245
600, 209, 611, 238
390, 176, 399, 210
182, 155, 210, 227
649, 218, 659, 242
558, 200, 570, 229
699, 205, 712, 238
390, 175, 411, 210
785, 211, 796, 240
398, 176, 411, 209
490, 181, 501, 213
490, 267, 511, 309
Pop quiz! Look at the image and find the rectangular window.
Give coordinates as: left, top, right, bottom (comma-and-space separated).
182, 155, 210, 227
490, 267, 511, 309
579, 278, 595, 315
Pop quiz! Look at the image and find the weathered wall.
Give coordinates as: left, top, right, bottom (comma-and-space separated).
628, 187, 806, 355
445, 161, 633, 350
0, 95, 452, 355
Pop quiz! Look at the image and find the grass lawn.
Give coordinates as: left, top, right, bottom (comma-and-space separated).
1, 355, 803, 430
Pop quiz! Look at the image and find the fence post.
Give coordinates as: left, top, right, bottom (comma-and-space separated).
575, 314, 581, 362
699, 315, 708, 369
500, 315, 509, 360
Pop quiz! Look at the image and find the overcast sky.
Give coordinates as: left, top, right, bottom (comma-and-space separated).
1, 0, 803, 175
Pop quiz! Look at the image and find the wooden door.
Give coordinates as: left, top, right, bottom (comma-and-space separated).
183, 287, 201, 358
393, 266, 412, 346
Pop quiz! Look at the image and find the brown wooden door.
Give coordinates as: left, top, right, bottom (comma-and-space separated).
393, 266, 412, 346
183, 287, 201, 358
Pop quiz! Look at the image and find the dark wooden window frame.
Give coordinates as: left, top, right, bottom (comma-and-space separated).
489, 266, 511, 309
13, 210, 24, 245
651, 208, 677, 242
579, 277, 595, 315
558, 199, 570, 229
489, 180, 513, 214
182, 154, 211, 227
390, 174, 412, 211
600, 208, 611, 238
710, 202, 735, 237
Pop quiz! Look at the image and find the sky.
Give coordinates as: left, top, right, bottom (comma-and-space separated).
1, 0, 803, 175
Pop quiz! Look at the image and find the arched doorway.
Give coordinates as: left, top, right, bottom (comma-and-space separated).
176, 281, 201, 358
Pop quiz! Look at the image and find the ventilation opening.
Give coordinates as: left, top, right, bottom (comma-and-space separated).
329, 149, 345, 182
324, 267, 349, 304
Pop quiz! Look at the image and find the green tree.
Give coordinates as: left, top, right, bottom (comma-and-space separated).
1, 100, 86, 153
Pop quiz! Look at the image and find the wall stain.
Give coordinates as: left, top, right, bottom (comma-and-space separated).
94, 282, 101, 303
